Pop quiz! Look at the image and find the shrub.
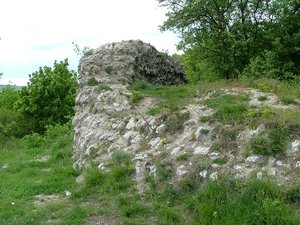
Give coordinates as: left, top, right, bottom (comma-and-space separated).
0, 86, 20, 110
16, 59, 77, 133
0, 108, 31, 139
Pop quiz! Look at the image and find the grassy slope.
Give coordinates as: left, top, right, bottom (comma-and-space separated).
0, 79, 300, 225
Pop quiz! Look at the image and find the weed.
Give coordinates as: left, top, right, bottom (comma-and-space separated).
199, 115, 213, 123
97, 84, 112, 92
285, 185, 300, 204
130, 91, 144, 105
158, 207, 181, 224
105, 66, 113, 74
179, 176, 201, 193
156, 162, 173, 182
258, 82, 273, 92
249, 127, 287, 156
258, 95, 268, 101
88, 98, 95, 113
200, 128, 210, 135
210, 142, 222, 152
87, 77, 98, 86
213, 157, 227, 165
111, 150, 131, 165
198, 160, 210, 171
85, 166, 106, 187
165, 112, 190, 132
176, 153, 189, 161
210, 90, 224, 98
280, 96, 296, 105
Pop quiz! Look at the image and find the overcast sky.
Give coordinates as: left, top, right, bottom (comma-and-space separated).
0, 0, 179, 85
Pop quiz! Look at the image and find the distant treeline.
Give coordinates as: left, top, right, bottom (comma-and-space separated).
0, 84, 23, 91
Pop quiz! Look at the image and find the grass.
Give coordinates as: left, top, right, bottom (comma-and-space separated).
0, 124, 82, 225
1, 124, 300, 225
129, 81, 198, 113
1, 78, 299, 224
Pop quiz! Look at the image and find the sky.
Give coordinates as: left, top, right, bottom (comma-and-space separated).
0, 0, 179, 85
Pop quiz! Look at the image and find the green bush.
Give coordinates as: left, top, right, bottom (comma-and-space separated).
0, 86, 20, 110
16, 59, 77, 133
0, 108, 31, 140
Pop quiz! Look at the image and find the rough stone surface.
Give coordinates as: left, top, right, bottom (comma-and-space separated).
73, 40, 300, 193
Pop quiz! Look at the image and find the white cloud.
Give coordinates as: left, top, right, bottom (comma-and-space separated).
0, 0, 179, 85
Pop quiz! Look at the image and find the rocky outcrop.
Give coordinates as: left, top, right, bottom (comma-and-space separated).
73, 40, 300, 194
77, 40, 186, 86
73, 40, 187, 191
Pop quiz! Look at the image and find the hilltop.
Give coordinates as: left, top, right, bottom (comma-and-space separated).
0, 40, 299, 225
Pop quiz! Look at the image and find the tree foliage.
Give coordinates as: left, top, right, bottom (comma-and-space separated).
158, 0, 300, 81
16, 59, 77, 133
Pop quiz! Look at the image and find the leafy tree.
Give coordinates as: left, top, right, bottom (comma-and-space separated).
158, 0, 300, 81
16, 59, 77, 133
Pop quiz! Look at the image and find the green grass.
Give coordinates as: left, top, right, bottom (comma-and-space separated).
1, 124, 299, 225
0, 124, 81, 225
1, 78, 299, 224
203, 94, 250, 124
129, 81, 198, 113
